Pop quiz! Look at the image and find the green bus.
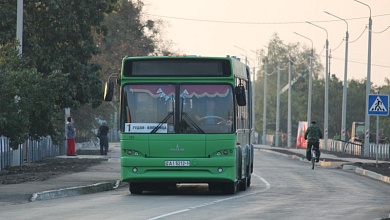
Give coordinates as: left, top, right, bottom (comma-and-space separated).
104, 55, 254, 194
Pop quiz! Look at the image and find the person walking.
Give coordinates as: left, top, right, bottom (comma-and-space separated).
98, 121, 110, 155
304, 121, 323, 162
66, 117, 77, 156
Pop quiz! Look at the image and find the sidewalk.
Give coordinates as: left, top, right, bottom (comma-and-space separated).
0, 143, 388, 206
0, 142, 122, 206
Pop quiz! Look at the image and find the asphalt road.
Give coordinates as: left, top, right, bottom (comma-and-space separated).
0, 148, 389, 220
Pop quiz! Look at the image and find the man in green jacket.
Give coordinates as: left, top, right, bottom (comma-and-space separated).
304, 121, 323, 162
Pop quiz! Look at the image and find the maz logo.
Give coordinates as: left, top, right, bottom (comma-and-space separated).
170, 144, 184, 151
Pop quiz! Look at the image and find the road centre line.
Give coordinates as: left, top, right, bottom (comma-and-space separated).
147, 173, 271, 220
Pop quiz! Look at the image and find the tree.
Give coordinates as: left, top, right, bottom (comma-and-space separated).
0, 0, 118, 147
254, 33, 390, 144
0, 0, 171, 146
0, 42, 63, 148
255, 33, 324, 143
72, 0, 170, 137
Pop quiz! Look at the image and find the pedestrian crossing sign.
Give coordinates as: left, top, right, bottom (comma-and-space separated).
368, 94, 389, 116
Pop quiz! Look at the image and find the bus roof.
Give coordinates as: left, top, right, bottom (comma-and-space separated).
121, 55, 248, 79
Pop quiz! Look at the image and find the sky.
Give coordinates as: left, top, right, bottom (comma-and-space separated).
143, 0, 390, 87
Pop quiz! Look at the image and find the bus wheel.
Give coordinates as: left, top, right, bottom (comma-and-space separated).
224, 181, 237, 194
239, 176, 247, 191
247, 174, 251, 187
129, 182, 143, 194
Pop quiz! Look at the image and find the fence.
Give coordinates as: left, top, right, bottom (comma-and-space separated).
0, 136, 11, 172
0, 130, 119, 171
0, 136, 64, 172
322, 139, 390, 160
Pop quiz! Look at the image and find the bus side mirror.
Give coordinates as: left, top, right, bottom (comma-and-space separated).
235, 84, 246, 106
103, 81, 114, 101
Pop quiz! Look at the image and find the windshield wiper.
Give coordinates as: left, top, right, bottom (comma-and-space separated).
150, 113, 173, 133
181, 113, 204, 134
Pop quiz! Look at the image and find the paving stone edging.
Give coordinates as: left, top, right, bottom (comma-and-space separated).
30, 180, 121, 202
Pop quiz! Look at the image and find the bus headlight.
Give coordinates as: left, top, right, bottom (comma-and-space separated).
132, 167, 138, 173
126, 150, 140, 156
217, 167, 223, 173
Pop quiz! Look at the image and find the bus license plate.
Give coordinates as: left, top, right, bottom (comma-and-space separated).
165, 160, 190, 167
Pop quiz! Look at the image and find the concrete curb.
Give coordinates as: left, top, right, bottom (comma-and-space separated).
30, 180, 121, 202
353, 166, 390, 184
258, 147, 390, 185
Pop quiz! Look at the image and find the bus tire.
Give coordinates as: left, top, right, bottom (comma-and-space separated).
129, 182, 143, 194
236, 147, 243, 183
246, 147, 252, 187
239, 175, 247, 191
247, 172, 251, 187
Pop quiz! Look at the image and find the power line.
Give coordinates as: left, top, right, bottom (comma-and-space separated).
145, 13, 390, 26
326, 55, 390, 68
350, 26, 367, 43
331, 39, 344, 52
373, 25, 390, 33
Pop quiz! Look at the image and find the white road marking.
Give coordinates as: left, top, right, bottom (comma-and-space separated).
148, 173, 271, 220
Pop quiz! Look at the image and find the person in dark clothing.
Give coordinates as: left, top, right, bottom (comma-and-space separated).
304, 121, 323, 162
98, 122, 110, 155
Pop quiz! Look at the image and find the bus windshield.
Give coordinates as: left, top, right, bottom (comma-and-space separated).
122, 83, 234, 134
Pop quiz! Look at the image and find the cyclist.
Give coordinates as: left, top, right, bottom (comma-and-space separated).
304, 121, 323, 162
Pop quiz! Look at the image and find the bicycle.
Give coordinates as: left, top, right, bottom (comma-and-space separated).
311, 147, 316, 169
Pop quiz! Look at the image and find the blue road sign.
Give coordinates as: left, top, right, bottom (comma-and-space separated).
368, 94, 389, 116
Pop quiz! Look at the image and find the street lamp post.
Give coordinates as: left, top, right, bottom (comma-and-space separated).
307, 22, 329, 150
251, 50, 261, 144
262, 57, 268, 145
324, 11, 349, 150
276, 61, 281, 146
238, 45, 267, 146
288, 55, 293, 148
293, 32, 313, 125
246, 55, 257, 145
235, 46, 261, 145
354, 0, 372, 157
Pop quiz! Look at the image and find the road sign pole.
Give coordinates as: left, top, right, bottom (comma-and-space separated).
367, 94, 389, 159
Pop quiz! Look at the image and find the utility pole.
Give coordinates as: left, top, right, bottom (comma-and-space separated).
354, 0, 372, 157
275, 61, 281, 147
325, 11, 349, 151
263, 58, 268, 145
293, 32, 313, 125
287, 55, 293, 148
307, 22, 329, 150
